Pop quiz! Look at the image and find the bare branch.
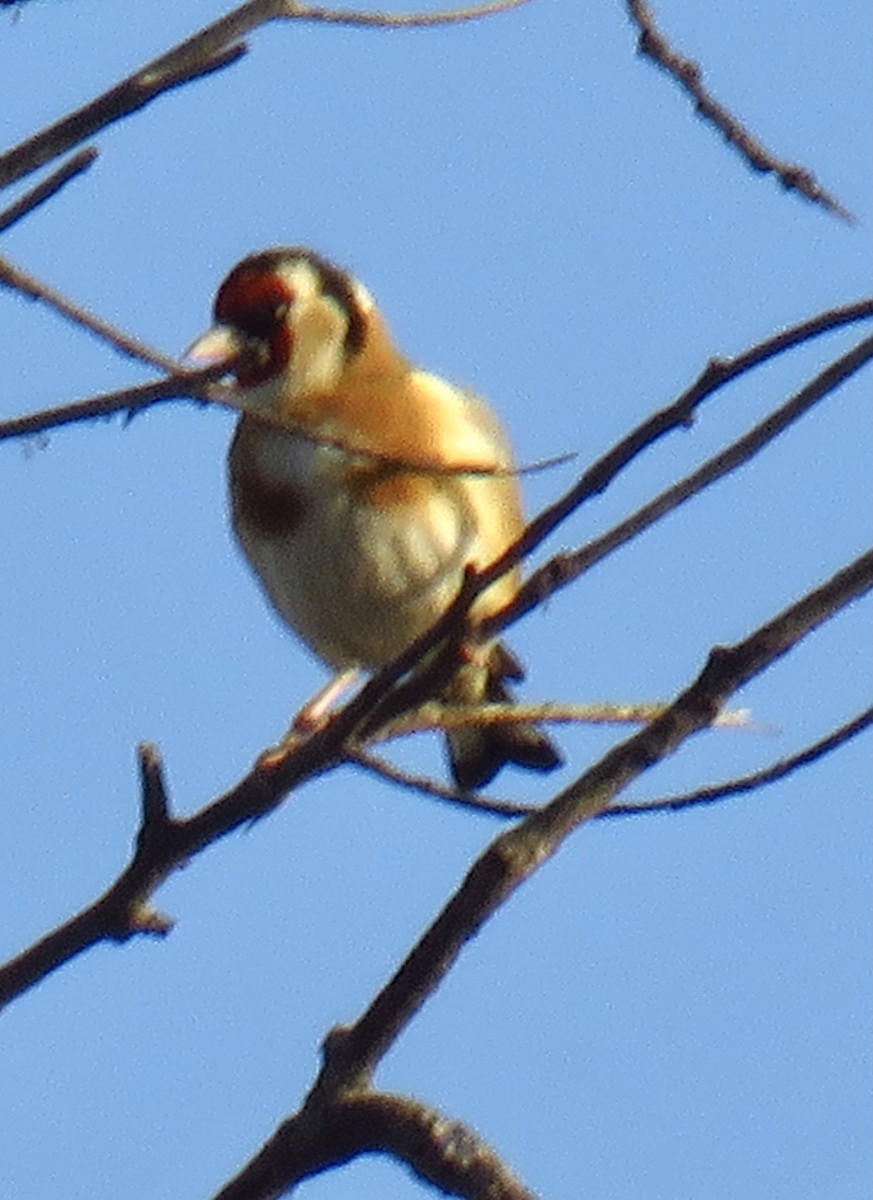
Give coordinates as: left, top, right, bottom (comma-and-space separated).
348, 696, 757, 818
342, 700, 872, 826
625, 0, 853, 220
0, 371, 230, 443
205, 550, 873, 1200
346, 1093, 536, 1200
0, 4, 255, 191
346, 746, 536, 817
0, 710, 350, 1009
0, 383, 572, 497
2, 319, 868, 1013
213, 1089, 537, 1200
137, 742, 172, 831
0, 355, 568, 477
0, 148, 98, 234
603, 705, 873, 819
0, 254, 182, 373
284, 0, 533, 29
0, 248, 573, 472
375, 700, 753, 740
320, 550, 873, 1084
0, 0, 530, 192
3, 534, 866, 1015
1, 0, 848, 229
2, 287, 869, 481
487, 333, 873, 638
0, 744, 186, 1008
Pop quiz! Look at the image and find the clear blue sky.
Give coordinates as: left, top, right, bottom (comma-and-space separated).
1, 1, 870, 1197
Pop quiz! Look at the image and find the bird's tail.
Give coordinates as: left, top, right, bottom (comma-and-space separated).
444, 643, 562, 791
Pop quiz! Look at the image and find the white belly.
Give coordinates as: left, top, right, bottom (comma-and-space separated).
232, 428, 477, 669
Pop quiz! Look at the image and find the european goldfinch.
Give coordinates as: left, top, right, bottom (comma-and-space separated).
188, 247, 561, 789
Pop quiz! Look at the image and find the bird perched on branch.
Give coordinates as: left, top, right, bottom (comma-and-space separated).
187, 247, 561, 789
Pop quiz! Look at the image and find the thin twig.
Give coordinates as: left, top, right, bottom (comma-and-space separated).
625, 0, 853, 220
374, 700, 753, 741
0, 254, 181, 373
603, 705, 873, 819
486, 333, 873, 638
0, 249, 571, 472
0, 0, 530, 191
0, 148, 98, 234
349, 705, 872, 823
0, 356, 570, 479
137, 742, 172, 830
286, 0, 532, 27
0, 372, 229, 442
2, 290, 870, 463
349, 699, 754, 817
346, 746, 536, 817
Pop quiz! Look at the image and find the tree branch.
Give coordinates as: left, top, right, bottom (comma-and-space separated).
0, 148, 98, 234
0, 254, 182, 373
625, 0, 853, 220
487, 332, 873, 638
213, 1090, 537, 1200
0, 371, 232, 443
0, 0, 530, 191
329, 550, 873, 1076
347, 698, 755, 819
2, 287, 869, 485
2, 320, 868, 1013
346, 745, 536, 817
206, 548, 873, 1198
375, 699, 751, 740
603, 705, 873, 818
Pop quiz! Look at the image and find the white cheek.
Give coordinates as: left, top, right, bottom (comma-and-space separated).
294, 314, 347, 395
291, 301, 348, 398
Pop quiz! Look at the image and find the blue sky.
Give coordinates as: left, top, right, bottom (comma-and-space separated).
1, 1, 870, 1197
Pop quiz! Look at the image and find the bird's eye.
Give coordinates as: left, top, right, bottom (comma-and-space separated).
240, 300, 288, 339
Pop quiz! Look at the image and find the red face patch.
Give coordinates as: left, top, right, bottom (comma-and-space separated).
214, 266, 295, 387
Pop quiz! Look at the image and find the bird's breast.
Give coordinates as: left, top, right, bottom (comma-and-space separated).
228, 416, 515, 669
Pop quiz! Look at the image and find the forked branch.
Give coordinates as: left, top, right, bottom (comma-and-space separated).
205, 548, 873, 1200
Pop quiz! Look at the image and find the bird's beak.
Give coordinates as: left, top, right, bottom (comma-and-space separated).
184, 324, 243, 371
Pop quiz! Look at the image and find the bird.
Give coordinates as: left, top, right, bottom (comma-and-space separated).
187, 247, 562, 790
